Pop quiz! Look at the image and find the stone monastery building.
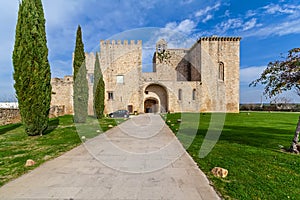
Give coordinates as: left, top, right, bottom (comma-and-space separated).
50, 36, 241, 116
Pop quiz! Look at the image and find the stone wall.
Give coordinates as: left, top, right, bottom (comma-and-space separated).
0, 106, 69, 126
98, 40, 142, 114
0, 108, 21, 125
198, 36, 241, 112
85, 52, 97, 115
49, 105, 66, 118
149, 48, 202, 113
50, 76, 74, 115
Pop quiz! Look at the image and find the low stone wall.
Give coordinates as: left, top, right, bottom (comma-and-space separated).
0, 106, 68, 126
0, 108, 21, 126
49, 105, 66, 118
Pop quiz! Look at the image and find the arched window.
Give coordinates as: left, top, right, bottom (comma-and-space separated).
219, 62, 224, 81
157, 44, 161, 52
178, 89, 182, 101
192, 89, 196, 100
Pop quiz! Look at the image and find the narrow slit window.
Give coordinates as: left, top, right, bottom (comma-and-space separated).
219, 62, 224, 81
178, 89, 182, 101
192, 89, 196, 100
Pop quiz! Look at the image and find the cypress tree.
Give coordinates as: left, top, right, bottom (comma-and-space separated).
93, 52, 105, 118
12, 0, 52, 136
73, 26, 88, 123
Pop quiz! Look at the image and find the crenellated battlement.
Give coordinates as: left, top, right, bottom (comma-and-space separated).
51, 76, 73, 85
100, 40, 142, 47
85, 52, 96, 57
199, 36, 241, 42
99, 39, 142, 72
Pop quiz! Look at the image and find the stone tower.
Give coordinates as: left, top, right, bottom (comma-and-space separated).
196, 36, 241, 112
156, 39, 167, 53
85, 40, 143, 115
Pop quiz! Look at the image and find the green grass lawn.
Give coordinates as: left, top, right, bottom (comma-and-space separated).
0, 115, 124, 187
164, 112, 300, 200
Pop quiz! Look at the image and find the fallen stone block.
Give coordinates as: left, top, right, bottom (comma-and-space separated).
211, 167, 228, 178
25, 159, 36, 167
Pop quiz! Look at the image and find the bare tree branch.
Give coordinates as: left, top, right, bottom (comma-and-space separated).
250, 48, 300, 98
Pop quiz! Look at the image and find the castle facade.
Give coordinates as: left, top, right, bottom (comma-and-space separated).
51, 36, 241, 116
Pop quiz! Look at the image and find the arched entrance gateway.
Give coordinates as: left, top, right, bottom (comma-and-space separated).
144, 98, 158, 113
144, 84, 168, 113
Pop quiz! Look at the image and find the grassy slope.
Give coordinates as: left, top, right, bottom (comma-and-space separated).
0, 115, 124, 187
164, 112, 300, 200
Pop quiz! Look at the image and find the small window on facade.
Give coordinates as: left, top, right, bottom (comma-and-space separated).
108, 92, 114, 100
192, 89, 196, 100
219, 62, 224, 81
178, 89, 182, 101
117, 75, 124, 84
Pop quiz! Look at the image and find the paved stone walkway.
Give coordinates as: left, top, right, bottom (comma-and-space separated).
0, 114, 221, 200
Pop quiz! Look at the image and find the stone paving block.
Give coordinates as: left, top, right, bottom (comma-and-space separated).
197, 186, 221, 200
75, 186, 111, 199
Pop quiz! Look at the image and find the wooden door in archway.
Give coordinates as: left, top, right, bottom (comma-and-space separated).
144, 99, 158, 113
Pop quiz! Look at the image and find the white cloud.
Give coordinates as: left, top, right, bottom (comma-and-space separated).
142, 19, 198, 65
215, 17, 261, 34
245, 10, 257, 18
263, 3, 296, 15
195, 2, 221, 17
242, 18, 259, 31
177, 19, 196, 34
218, 18, 243, 32
180, 0, 194, 5
194, 1, 221, 23
224, 10, 230, 17
202, 15, 213, 23
164, 19, 196, 36
212, 2, 300, 37
240, 66, 266, 84
245, 18, 300, 37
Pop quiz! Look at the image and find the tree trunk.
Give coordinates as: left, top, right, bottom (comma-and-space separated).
289, 116, 300, 153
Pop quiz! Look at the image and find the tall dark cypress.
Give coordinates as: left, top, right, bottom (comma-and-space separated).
73, 26, 88, 123
93, 52, 105, 118
12, 0, 51, 136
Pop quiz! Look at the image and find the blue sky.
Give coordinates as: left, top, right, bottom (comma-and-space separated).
1, 0, 300, 103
